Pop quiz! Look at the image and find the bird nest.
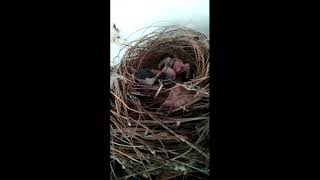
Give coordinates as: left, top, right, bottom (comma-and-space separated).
110, 26, 210, 180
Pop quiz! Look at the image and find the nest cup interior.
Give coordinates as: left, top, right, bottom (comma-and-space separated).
110, 26, 210, 179
118, 27, 209, 81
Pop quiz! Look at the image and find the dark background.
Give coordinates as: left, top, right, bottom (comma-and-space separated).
0, 0, 318, 179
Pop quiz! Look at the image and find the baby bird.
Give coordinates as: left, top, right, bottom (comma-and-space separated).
134, 67, 177, 85
158, 57, 191, 80
151, 67, 176, 80
134, 69, 157, 85
159, 84, 196, 110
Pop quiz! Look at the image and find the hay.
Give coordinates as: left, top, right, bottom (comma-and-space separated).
110, 26, 210, 180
